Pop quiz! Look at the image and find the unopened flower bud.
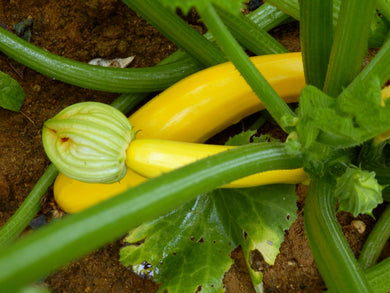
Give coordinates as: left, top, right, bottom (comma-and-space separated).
42, 102, 134, 183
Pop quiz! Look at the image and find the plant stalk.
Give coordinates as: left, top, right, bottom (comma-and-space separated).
304, 177, 373, 293
0, 143, 302, 292
323, 0, 376, 97
216, 7, 288, 55
300, 0, 333, 89
0, 25, 202, 93
0, 164, 58, 247
121, 0, 226, 66
359, 204, 390, 269
198, 4, 296, 131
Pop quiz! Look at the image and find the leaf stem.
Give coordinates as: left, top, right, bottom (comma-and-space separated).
198, 4, 296, 131
0, 164, 58, 247
304, 177, 373, 292
267, 0, 387, 48
377, 0, 390, 21
359, 205, 390, 269
0, 143, 302, 292
0, 25, 202, 93
347, 33, 390, 92
300, 0, 333, 89
366, 257, 390, 292
216, 7, 289, 55
323, 0, 376, 97
248, 2, 292, 32
121, 0, 226, 66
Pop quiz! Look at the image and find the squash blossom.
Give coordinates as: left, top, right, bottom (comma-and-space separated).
42, 102, 134, 184
335, 167, 383, 217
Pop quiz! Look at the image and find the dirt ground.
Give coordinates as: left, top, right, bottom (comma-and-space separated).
0, 1, 386, 292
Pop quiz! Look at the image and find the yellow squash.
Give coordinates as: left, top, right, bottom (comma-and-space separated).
54, 52, 306, 213
126, 139, 308, 188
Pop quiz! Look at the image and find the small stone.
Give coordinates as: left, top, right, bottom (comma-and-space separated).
351, 219, 366, 234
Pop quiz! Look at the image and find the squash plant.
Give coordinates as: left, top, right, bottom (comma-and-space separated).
1, 0, 390, 292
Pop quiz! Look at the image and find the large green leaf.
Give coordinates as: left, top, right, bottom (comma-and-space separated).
120, 184, 297, 292
0, 70, 25, 111
296, 77, 390, 149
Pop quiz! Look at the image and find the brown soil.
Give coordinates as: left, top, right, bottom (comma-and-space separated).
0, 1, 385, 292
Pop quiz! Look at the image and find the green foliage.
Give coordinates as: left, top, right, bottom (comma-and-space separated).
225, 129, 257, 146
119, 131, 297, 292
120, 185, 297, 292
159, 0, 244, 15
335, 167, 383, 217
296, 77, 390, 149
0, 70, 25, 111
225, 130, 280, 146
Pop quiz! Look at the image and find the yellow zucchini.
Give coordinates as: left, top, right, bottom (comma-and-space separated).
126, 139, 308, 188
54, 52, 306, 213
129, 52, 305, 142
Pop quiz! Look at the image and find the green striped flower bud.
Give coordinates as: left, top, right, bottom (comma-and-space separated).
42, 102, 134, 184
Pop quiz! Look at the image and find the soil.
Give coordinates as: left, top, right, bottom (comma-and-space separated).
0, 1, 386, 292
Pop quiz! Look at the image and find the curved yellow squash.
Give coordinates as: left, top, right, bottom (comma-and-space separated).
126, 139, 308, 188
55, 52, 307, 213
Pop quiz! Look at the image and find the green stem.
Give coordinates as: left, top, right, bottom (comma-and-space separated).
247, 2, 292, 32
347, 33, 390, 92
0, 143, 302, 292
216, 7, 289, 55
198, 4, 296, 131
0, 164, 58, 247
323, 0, 376, 97
267, 0, 387, 48
266, 0, 300, 20
110, 93, 147, 114
0, 4, 290, 94
304, 177, 373, 293
377, 0, 390, 21
366, 257, 390, 293
0, 25, 202, 93
300, 0, 333, 89
121, 0, 226, 66
359, 205, 390, 269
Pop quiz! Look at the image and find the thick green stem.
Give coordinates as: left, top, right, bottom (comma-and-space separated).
359, 205, 390, 269
198, 4, 296, 131
0, 4, 290, 94
0, 164, 58, 247
323, 0, 376, 97
366, 257, 390, 293
216, 7, 288, 55
0, 25, 202, 93
304, 177, 373, 293
300, 0, 333, 89
266, 0, 300, 20
347, 34, 390, 92
267, 0, 387, 48
0, 143, 302, 292
121, 0, 226, 66
248, 2, 292, 32
377, 0, 390, 21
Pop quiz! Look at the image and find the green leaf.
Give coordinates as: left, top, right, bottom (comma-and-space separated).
296, 78, 390, 149
0, 71, 25, 111
120, 185, 297, 292
335, 167, 383, 217
225, 130, 280, 146
225, 130, 256, 146
159, 0, 244, 15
